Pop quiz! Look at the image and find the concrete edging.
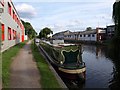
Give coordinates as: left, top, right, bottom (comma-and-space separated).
36, 44, 68, 88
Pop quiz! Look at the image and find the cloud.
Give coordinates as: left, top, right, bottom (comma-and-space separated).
15, 3, 37, 19
42, 20, 85, 34
37, 2, 112, 29
13, 0, 115, 34
39, 2, 113, 21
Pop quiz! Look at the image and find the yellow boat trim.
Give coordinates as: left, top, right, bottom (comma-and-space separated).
59, 67, 86, 74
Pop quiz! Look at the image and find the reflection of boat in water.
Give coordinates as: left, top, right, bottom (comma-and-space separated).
62, 77, 85, 89
40, 40, 86, 81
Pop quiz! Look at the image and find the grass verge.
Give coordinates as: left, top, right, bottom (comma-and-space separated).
31, 42, 61, 88
2, 41, 27, 88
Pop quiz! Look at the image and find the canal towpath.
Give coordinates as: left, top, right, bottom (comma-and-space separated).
10, 40, 41, 88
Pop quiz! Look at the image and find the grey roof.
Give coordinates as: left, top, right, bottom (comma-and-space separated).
64, 29, 96, 36
52, 30, 71, 36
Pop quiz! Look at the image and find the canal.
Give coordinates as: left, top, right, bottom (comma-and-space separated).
61, 44, 120, 89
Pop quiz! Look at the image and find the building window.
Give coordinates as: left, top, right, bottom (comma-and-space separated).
22, 35, 24, 42
13, 30, 14, 39
88, 34, 91, 37
13, 30, 17, 39
92, 34, 95, 37
13, 10, 15, 19
80, 35, 82, 37
17, 18, 19, 24
14, 14, 17, 22
84, 34, 86, 37
0, 0, 4, 6
8, 2, 12, 15
1, 24, 5, 41
8, 27, 12, 40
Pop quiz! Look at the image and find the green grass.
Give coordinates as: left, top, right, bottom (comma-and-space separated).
31, 42, 61, 88
2, 41, 27, 88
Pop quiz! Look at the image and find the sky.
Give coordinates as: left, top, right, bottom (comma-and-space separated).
12, 0, 115, 34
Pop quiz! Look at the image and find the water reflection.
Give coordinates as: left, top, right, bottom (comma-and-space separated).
106, 44, 120, 89
63, 44, 120, 89
62, 77, 85, 90
82, 44, 120, 88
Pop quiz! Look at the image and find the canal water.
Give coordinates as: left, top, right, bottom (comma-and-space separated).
61, 45, 120, 89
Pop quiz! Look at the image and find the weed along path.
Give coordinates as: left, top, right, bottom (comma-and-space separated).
10, 41, 41, 88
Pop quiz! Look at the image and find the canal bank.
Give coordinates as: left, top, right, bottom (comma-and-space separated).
33, 43, 67, 89
64, 40, 107, 46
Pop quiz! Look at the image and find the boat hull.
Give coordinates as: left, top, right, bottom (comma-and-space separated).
59, 67, 86, 74
58, 66, 86, 81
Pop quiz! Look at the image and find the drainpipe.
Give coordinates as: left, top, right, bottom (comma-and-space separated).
96, 28, 98, 42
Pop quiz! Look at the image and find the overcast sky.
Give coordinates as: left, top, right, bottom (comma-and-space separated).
12, 0, 115, 34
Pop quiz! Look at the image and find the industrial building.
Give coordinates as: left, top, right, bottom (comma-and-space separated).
0, 0, 25, 52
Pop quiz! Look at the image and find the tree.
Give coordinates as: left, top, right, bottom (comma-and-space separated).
110, 1, 120, 59
86, 27, 92, 31
112, 1, 120, 37
22, 20, 37, 39
39, 27, 53, 39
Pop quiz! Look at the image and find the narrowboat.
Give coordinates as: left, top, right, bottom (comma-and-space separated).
40, 40, 86, 81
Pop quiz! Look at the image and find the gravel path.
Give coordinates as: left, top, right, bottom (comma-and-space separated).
10, 41, 41, 88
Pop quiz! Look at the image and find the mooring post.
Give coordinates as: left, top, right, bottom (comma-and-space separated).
33, 38, 35, 50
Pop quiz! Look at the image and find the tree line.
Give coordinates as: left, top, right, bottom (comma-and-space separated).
113, 1, 120, 39
22, 20, 37, 39
39, 27, 53, 39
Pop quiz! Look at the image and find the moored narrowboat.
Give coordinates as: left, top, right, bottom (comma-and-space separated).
40, 40, 86, 81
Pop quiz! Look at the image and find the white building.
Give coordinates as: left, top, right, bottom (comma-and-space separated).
64, 30, 97, 41
77, 30, 97, 41
0, 0, 25, 52
106, 25, 115, 39
64, 28, 106, 42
